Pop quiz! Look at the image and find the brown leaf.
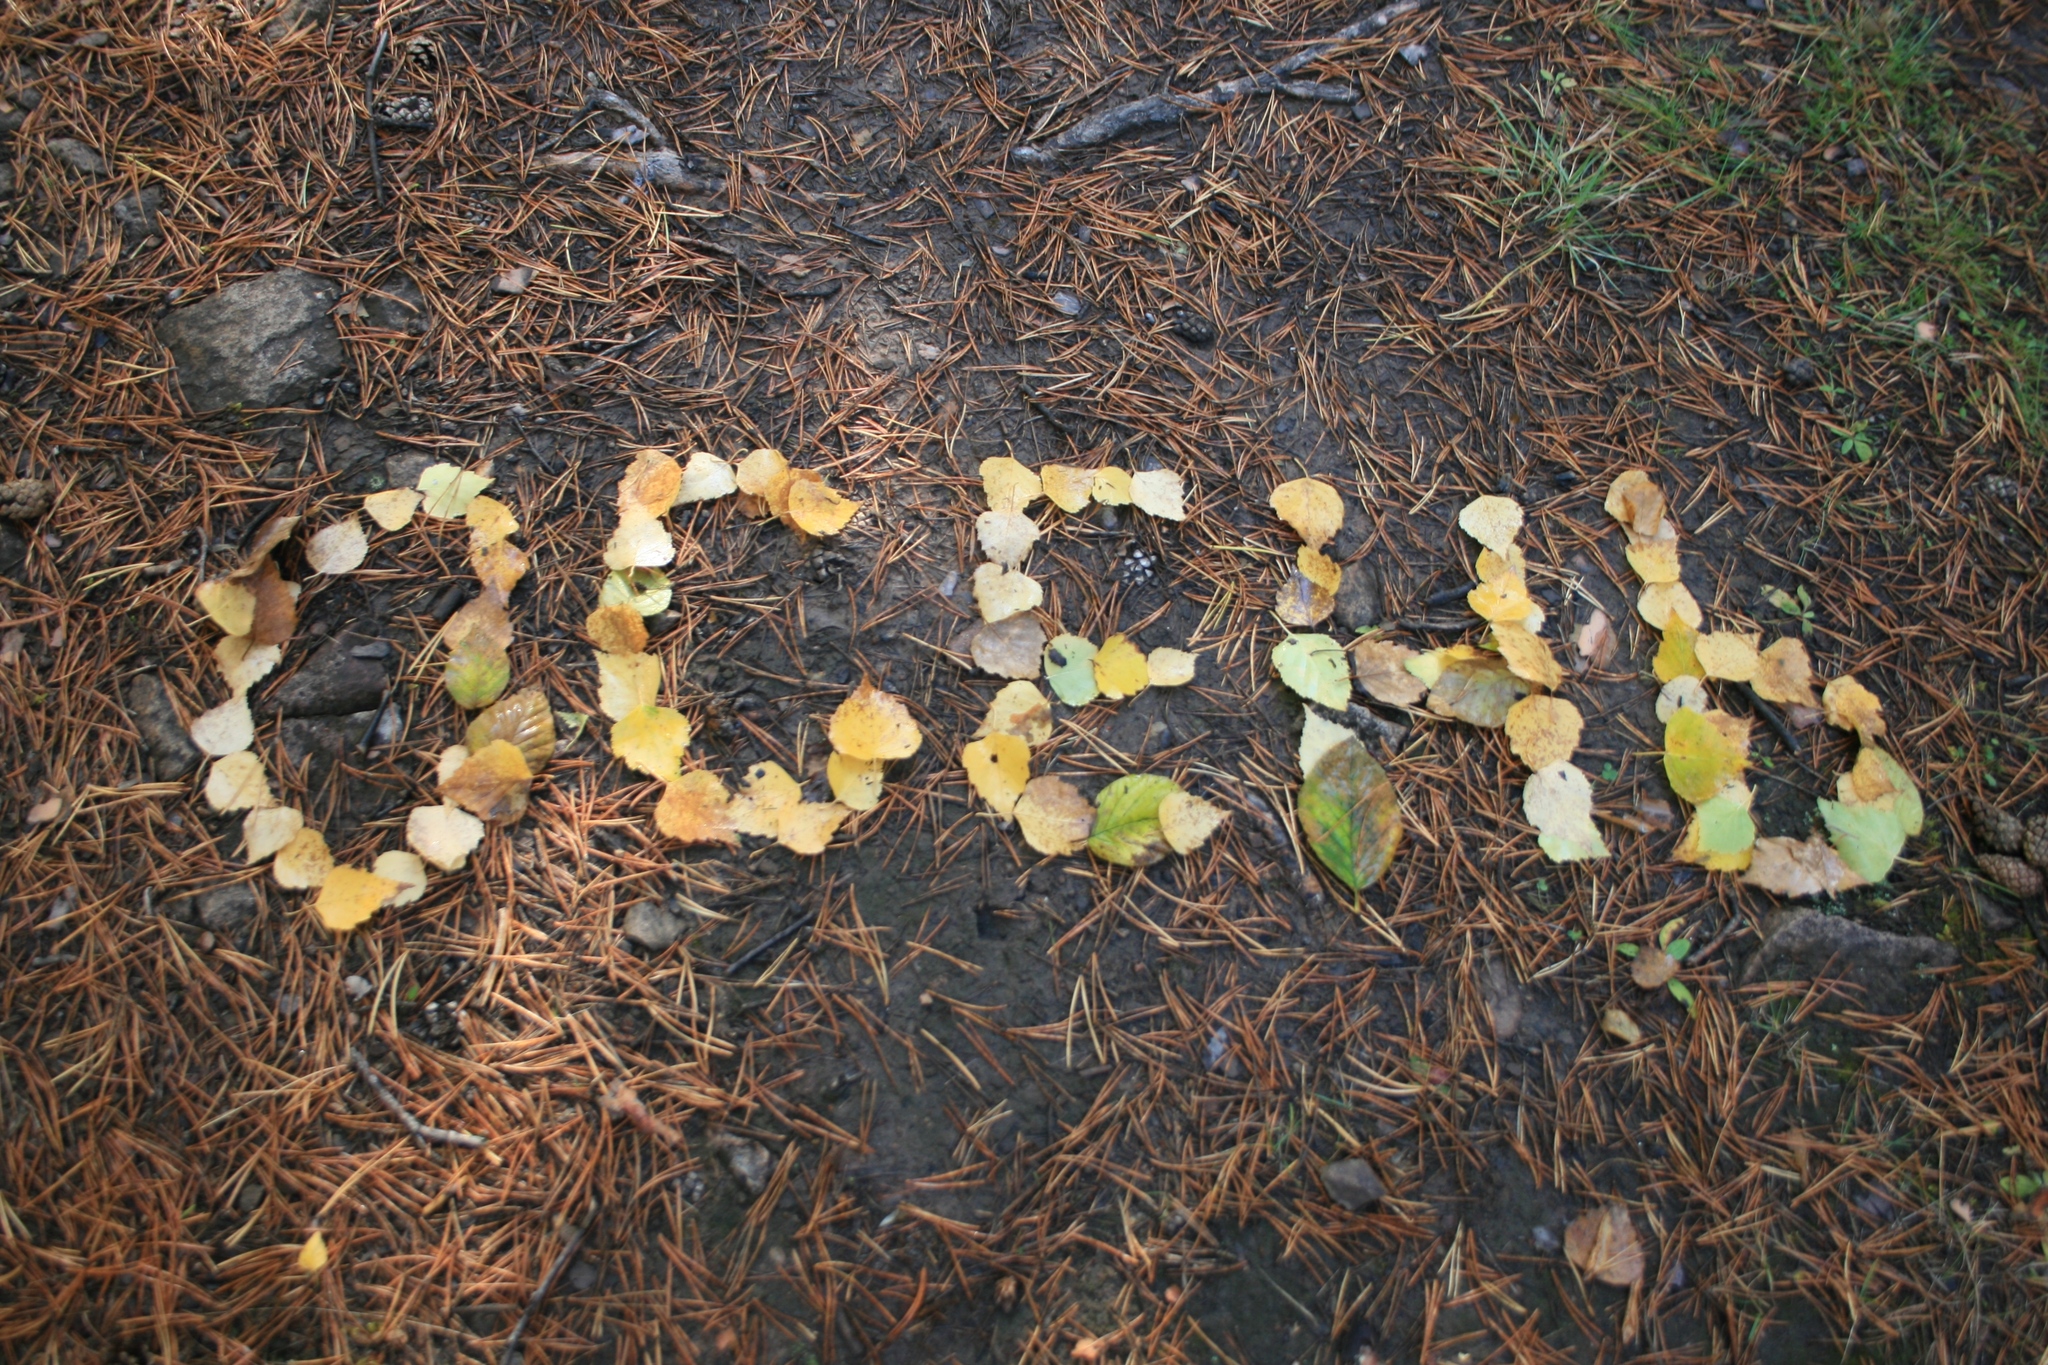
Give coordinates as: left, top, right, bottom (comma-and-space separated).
1564, 1203, 1645, 1288
1630, 946, 1678, 989
1573, 609, 1615, 673
465, 689, 555, 774
439, 740, 532, 823
245, 558, 299, 649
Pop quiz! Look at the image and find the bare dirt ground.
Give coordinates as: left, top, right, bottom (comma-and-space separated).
3, 0, 2047, 1362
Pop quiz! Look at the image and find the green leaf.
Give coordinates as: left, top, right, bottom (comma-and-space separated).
1298, 735, 1402, 891
418, 463, 493, 519
600, 568, 672, 616
1667, 979, 1696, 1015
1616, 943, 1641, 958
1820, 796, 1906, 884
1043, 634, 1100, 707
1664, 708, 1747, 804
1666, 938, 1692, 962
444, 633, 510, 710
1272, 633, 1352, 709
1087, 774, 1181, 868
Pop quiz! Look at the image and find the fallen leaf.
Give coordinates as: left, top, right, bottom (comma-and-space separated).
1697, 631, 1761, 682
1476, 545, 1529, 583
1016, 776, 1095, 856
604, 510, 675, 571
1675, 785, 1756, 871
1043, 634, 1100, 706
1839, 747, 1922, 836
1273, 633, 1352, 709
298, 1231, 329, 1273
1299, 710, 1355, 779
597, 652, 662, 721
977, 510, 1038, 568
586, 603, 649, 655
1492, 623, 1562, 690
600, 568, 672, 616
407, 803, 486, 872
1604, 470, 1666, 539
443, 633, 510, 710
1269, 478, 1344, 549
244, 805, 303, 863
1600, 1009, 1643, 1046
1353, 639, 1426, 706
1275, 570, 1337, 626
25, 794, 62, 824
829, 683, 923, 761
206, 751, 273, 812
618, 450, 683, 516
243, 559, 299, 648
676, 450, 738, 503
273, 826, 334, 890
1574, 610, 1615, 672
1741, 834, 1870, 898
362, 488, 422, 530
1129, 469, 1186, 520
976, 681, 1054, 746
1664, 707, 1748, 804
1656, 675, 1710, 722
735, 447, 791, 510
980, 456, 1041, 513
1090, 467, 1133, 506
1427, 650, 1529, 728
827, 751, 887, 811
1093, 634, 1150, 700
971, 617, 1046, 679
1753, 637, 1818, 707
494, 264, 534, 294
1638, 581, 1703, 631
1147, 647, 1196, 688
1299, 735, 1402, 890
216, 636, 282, 696
776, 802, 850, 856
1040, 465, 1096, 514
963, 734, 1030, 818
470, 538, 529, 598
656, 771, 740, 845
306, 516, 368, 575
1297, 545, 1342, 594
437, 744, 471, 785
1523, 761, 1609, 862
1653, 616, 1702, 683
1468, 574, 1539, 626
1819, 795, 1906, 884
315, 865, 401, 933
447, 595, 514, 650
1631, 946, 1680, 989
195, 577, 258, 636
610, 705, 693, 780
440, 739, 532, 823
1822, 675, 1886, 741
972, 563, 1042, 622
1088, 773, 1180, 868
233, 513, 301, 569
1565, 1203, 1645, 1288
1504, 696, 1582, 769
465, 494, 519, 545
1624, 539, 1682, 584
1159, 790, 1226, 854
190, 696, 255, 756
418, 463, 492, 519
373, 850, 429, 906
1458, 495, 1524, 553
787, 477, 859, 536
731, 762, 803, 839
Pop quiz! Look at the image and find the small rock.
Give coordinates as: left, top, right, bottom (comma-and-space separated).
1333, 566, 1381, 632
386, 450, 436, 491
278, 709, 380, 795
126, 672, 203, 779
360, 274, 428, 334
113, 185, 163, 242
14, 89, 42, 111
1741, 910, 1958, 1013
621, 899, 685, 951
156, 270, 345, 411
76, 30, 111, 47
1531, 1223, 1562, 1253
344, 974, 373, 999
1843, 156, 1868, 178
1479, 955, 1524, 1042
566, 1260, 600, 1292
493, 266, 535, 296
236, 1182, 267, 1212
1051, 290, 1085, 317
1171, 312, 1217, 346
46, 137, 108, 176
1398, 42, 1430, 65
273, 634, 389, 717
713, 1133, 774, 1195
0, 477, 53, 521
1319, 1158, 1387, 1211
1717, 129, 1751, 156
198, 882, 258, 935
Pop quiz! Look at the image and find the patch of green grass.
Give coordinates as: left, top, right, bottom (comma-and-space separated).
1469, 110, 1649, 281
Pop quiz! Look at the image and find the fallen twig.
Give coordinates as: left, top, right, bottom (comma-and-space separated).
708, 908, 819, 977
501, 1205, 596, 1365
1013, 0, 1428, 162
349, 1049, 488, 1149
364, 31, 389, 206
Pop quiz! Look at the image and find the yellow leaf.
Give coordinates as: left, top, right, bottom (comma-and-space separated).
1015, 776, 1094, 856
1093, 634, 1149, 699
1696, 630, 1761, 682
1475, 545, 1528, 583
437, 744, 472, 785
972, 563, 1042, 622
980, 456, 1041, 512
1523, 762, 1608, 862
976, 510, 1038, 567
735, 447, 792, 512
586, 603, 649, 655
195, 577, 257, 636
1146, 648, 1197, 688
1129, 469, 1186, 520
315, 865, 401, 933
1664, 707, 1748, 804
597, 653, 662, 721
1625, 540, 1681, 584
306, 516, 369, 575
1040, 465, 1096, 513
297, 1231, 329, 1273
676, 450, 738, 503
372, 851, 429, 907
975, 681, 1054, 747
1491, 623, 1561, 690
617, 450, 683, 516
827, 752, 887, 811
1297, 545, 1342, 594
362, 488, 421, 530
1090, 467, 1133, 505
1457, 495, 1523, 553
1638, 581, 1702, 631
1657, 675, 1710, 722
656, 771, 740, 845
406, 803, 485, 872
610, 705, 692, 780
776, 802, 850, 855
216, 635, 282, 696
971, 617, 1045, 679
1753, 637, 1818, 707
440, 739, 532, 823
1653, 616, 1703, 682
829, 682, 923, 761
273, 826, 334, 890
1354, 639, 1427, 706
470, 538, 529, 598
206, 751, 273, 812
189, 696, 255, 757
1468, 574, 1537, 625
243, 806, 303, 864
1275, 570, 1336, 626
962, 734, 1030, 818
1268, 478, 1343, 549
1504, 696, 1582, 769
787, 476, 859, 536
464, 494, 519, 545
731, 762, 803, 839
1158, 790, 1226, 854
446, 595, 513, 649
603, 510, 674, 571
1603, 470, 1666, 539
1822, 674, 1886, 740
418, 463, 493, 519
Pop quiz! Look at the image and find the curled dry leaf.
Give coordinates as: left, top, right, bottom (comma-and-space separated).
1016, 776, 1094, 856
829, 682, 923, 761
1426, 650, 1529, 728
675, 450, 738, 503
315, 866, 401, 933
407, 802, 486, 872
1268, 478, 1343, 549
190, 696, 256, 757
1040, 465, 1095, 514
962, 734, 1030, 818
1504, 696, 1582, 770
1129, 469, 1185, 520
1565, 1203, 1646, 1288
1822, 675, 1886, 740
1573, 609, 1615, 673
206, 751, 273, 812
417, 463, 492, 519
656, 771, 740, 845
1043, 634, 1098, 706
306, 516, 368, 576
1158, 791, 1226, 855
1147, 647, 1196, 688
972, 616, 1046, 679
1353, 639, 1427, 707
976, 510, 1038, 568
1457, 495, 1523, 553
273, 826, 334, 890
362, 488, 421, 530
1630, 946, 1680, 989
242, 559, 300, 649
617, 450, 683, 515
972, 563, 1041, 622
373, 850, 429, 907
243, 806, 303, 863
827, 752, 886, 811
980, 456, 1041, 513
735, 447, 792, 517
976, 681, 1054, 746
443, 632, 511, 711
1093, 634, 1149, 700
1604, 470, 1666, 540
1742, 833, 1869, 898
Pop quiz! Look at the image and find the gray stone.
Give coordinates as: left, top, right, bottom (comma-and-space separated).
1742, 910, 1959, 1013
1332, 564, 1380, 632
621, 899, 685, 951
262, 0, 333, 40
273, 634, 388, 717
360, 274, 428, 334
385, 450, 435, 491
278, 709, 377, 793
1319, 1158, 1387, 1210
46, 137, 107, 176
712, 1133, 774, 1195
156, 270, 344, 411
198, 882, 258, 935
113, 184, 161, 241
0, 162, 13, 198
127, 672, 203, 779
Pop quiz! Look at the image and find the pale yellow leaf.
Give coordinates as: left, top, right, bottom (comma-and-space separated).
731, 761, 803, 839
656, 771, 740, 845
1638, 581, 1703, 631
603, 510, 674, 571
372, 850, 429, 906
1015, 776, 1094, 856
362, 488, 421, 530
829, 682, 923, 761
1504, 695, 1582, 769
1625, 540, 1682, 584
827, 752, 887, 811
243, 806, 303, 863
206, 751, 273, 812
1158, 791, 1226, 854
273, 826, 334, 890
777, 802, 850, 855
1129, 469, 1186, 520
980, 456, 1042, 513
972, 563, 1042, 622
1696, 631, 1761, 682
407, 802, 485, 872
963, 734, 1030, 819
215, 635, 282, 696
306, 516, 369, 575
1604, 470, 1666, 539
1147, 647, 1197, 688
417, 463, 492, 519
1458, 495, 1523, 553
977, 510, 1038, 568
1090, 467, 1132, 505
315, 865, 401, 933
675, 450, 738, 503
617, 450, 683, 516
195, 577, 257, 636
189, 696, 255, 757
610, 705, 692, 780
597, 652, 662, 721
1041, 464, 1095, 513
787, 477, 859, 536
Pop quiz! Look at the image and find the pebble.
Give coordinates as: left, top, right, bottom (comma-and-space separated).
1318, 1158, 1387, 1211
1051, 290, 1085, 317
1843, 156, 1868, 178
1532, 1223, 1562, 1252
622, 899, 686, 951
45, 137, 108, 176
1399, 43, 1430, 65
344, 974, 373, 999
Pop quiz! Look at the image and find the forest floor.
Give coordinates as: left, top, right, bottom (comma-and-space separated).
2, 0, 2047, 1362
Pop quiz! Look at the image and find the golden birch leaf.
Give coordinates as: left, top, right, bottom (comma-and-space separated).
315, 865, 401, 933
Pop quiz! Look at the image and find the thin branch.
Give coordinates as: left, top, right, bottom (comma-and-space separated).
349, 1049, 488, 1149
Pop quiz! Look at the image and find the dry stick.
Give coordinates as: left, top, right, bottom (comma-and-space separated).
364, 30, 389, 206
708, 909, 820, 978
1012, 0, 1429, 162
501, 1206, 596, 1365
349, 1049, 488, 1149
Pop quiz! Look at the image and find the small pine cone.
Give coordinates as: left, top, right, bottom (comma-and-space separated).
2026, 814, 2048, 870
1979, 853, 2043, 897
0, 477, 52, 522
1974, 802, 2024, 854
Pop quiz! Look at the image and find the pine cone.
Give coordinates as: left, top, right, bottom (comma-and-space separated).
0, 477, 52, 522
1979, 853, 2043, 897
1973, 802, 2024, 854
2026, 814, 2048, 870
